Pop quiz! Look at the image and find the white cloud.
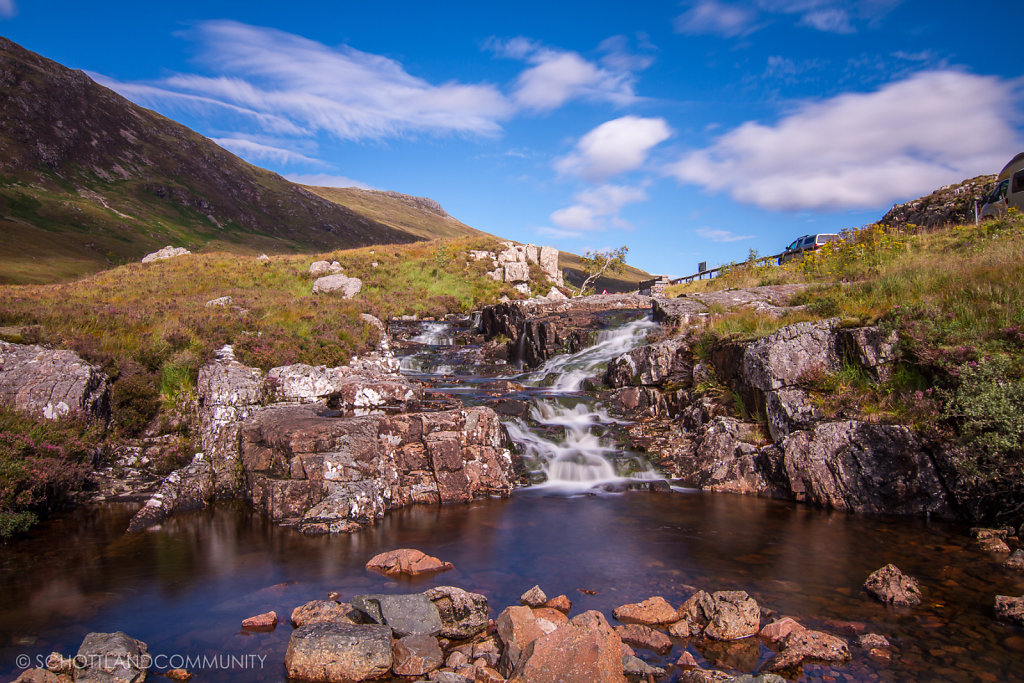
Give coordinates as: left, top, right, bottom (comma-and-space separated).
489, 37, 649, 111
286, 174, 374, 189
555, 116, 672, 182
0, 0, 15, 19
549, 184, 648, 234
212, 138, 324, 166
798, 8, 854, 33
696, 227, 756, 242
674, 1, 760, 37
667, 70, 1022, 211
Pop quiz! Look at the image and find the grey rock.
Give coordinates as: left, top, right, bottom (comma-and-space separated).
196, 345, 265, 497
743, 319, 839, 391
503, 261, 531, 283
856, 633, 891, 649
140, 245, 190, 263
623, 654, 665, 677
606, 336, 693, 388
765, 388, 818, 442
0, 341, 109, 421
309, 260, 344, 277
782, 421, 951, 516
73, 631, 148, 683
703, 591, 761, 641
539, 246, 561, 285
312, 273, 362, 297
284, 622, 392, 682
425, 586, 490, 639
1005, 549, 1024, 570
204, 295, 231, 307
836, 326, 899, 381
352, 593, 444, 637
520, 585, 548, 608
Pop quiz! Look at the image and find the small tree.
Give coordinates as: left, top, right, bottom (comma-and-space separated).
577, 246, 628, 296
433, 243, 455, 283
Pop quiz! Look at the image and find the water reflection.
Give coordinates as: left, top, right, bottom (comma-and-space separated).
2, 494, 1022, 681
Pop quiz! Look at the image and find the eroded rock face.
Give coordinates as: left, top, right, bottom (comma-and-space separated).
782, 422, 951, 516
284, 622, 392, 682
0, 341, 109, 421
241, 404, 516, 533
864, 564, 922, 606
605, 337, 693, 388
73, 632, 148, 683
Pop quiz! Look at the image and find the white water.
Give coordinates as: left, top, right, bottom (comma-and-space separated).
522, 317, 659, 392
509, 316, 662, 490
411, 322, 454, 346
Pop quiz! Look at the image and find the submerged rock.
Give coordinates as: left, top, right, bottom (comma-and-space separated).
864, 564, 922, 606
241, 611, 277, 631
995, 595, 1024, 626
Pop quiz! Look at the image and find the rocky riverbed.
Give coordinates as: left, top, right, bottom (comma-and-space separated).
2, 292, 1024, 681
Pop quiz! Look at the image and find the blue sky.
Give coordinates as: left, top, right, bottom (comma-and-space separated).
2, 1, 1022, 277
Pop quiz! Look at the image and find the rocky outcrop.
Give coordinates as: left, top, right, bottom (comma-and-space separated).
480, 294, 652, 366
653, 285, 808, 327
879, 175, 995, 229
266, 363, 420, 408
782, 422, 951, 516
240, 404, 516, 533
140, 245, 191, 263
0, 341, 109, 421
477, 241, 563, 294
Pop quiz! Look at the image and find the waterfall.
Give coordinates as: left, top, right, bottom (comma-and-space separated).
506, 316, 662, 490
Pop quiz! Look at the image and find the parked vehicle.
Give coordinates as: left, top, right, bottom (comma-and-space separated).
778, 233, 839, 264
980, 152, 1024, 219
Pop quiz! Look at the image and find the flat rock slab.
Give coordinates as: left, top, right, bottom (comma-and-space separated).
352, 593, 443, 637
285, 622, 392, 682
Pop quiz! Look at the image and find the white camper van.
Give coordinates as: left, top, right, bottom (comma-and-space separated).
980, 152, 1024, 219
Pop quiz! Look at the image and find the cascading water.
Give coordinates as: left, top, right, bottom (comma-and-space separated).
411, 321, 454, 346
509, 317, 663, 490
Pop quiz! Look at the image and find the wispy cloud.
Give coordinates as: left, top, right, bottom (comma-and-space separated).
674, 1, 761, 38
487, 36, 651, 111
286, 173, 375, 190
555, 116, 672, 182
211, 138, 325, 166
549, 184, 648, 235
667, 70, 1021, 211
696, 227, 756, 242
0, 0, 15, 19
675, 0, 901, 37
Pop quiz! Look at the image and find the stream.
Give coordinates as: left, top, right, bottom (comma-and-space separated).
1, 316, 1023, 681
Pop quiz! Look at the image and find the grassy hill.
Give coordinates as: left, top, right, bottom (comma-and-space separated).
0, 37, 479, 284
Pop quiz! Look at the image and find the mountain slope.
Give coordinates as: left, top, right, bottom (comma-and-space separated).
0, 37, 429, 284
304, 186, 492, 241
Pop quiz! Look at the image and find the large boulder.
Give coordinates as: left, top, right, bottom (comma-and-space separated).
284, 622, 392, 682
351, 593, 444, 637
863, 564, 922, 606
496, 606, 547, 675
669, 590, 760, 640
141, 245, 190, 263
0, 341, 109, 421
312, 274, 362, 297
366, 549, 454, 577
742, 319, 839, 391
782, 421, 951, 516
425, 586, 490, 639
73, 631, 148, 683
510, 610, 626, 683
241, 404, 516, 533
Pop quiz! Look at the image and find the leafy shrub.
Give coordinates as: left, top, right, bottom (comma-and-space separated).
944, 355, 1024, 468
